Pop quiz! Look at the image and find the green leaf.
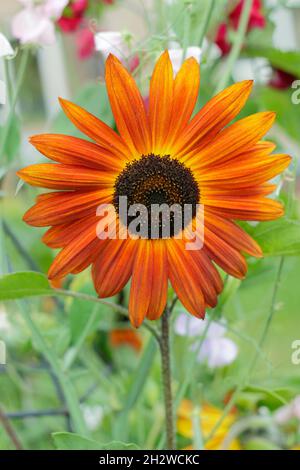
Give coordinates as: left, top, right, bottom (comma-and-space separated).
251, 218, 300, 257
245, 385, 293, 409
245, 46, 300, 77
0, 272, 52, 300
52, 432, 139, 450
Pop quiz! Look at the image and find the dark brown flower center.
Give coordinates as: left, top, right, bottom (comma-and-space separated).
113, 154, 199, 238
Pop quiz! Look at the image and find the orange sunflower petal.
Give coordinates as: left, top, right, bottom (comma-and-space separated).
149, 51, 173, 153
128, 240, 168, 327
199, 154, 291, 187
185, 112, 276, 168
203, 227, 248, 279
174, 80, 253, 158
24, 189, 111, 227
92, 238, 136, 298
166, 239, 207, 317
48, 218, 100, 279
105, 54, 151, 157
129, 240, 153, 328
29, 134, 124, 171
203, 196, 284, 221
17, 163, 115, 190
204, 209, 262, 257
146, 240, 168, 321
165, 57, 200, 152
202, 183, 277, 198
59, 98, 129, 158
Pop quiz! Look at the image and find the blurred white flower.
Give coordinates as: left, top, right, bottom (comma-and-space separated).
0, 306, 11, 333
94, 32, 127, 61
196, 336, 238, 368
11, 0, 68, 46
17, 0, 68, 18
275, 396, 300, 424
43, 0, 69, 19
175, 313, 238, 369
168, 46, 202, 75
232, 58, 272, 85
175, 313, 225, 338
174, 314, 206, 336
0, 33, 14, 57
81, 404, 103, 431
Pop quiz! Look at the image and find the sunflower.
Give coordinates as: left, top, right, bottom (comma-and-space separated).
17, 51, 291, 327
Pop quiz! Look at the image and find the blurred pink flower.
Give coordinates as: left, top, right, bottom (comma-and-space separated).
12, 8, 56, 45
58, 0, 89, 33
12, 0, 68, 45
76, 27, 95, 59
129, 54, 140, 72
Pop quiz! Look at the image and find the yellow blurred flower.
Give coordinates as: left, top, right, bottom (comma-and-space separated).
177, 399, 241, 450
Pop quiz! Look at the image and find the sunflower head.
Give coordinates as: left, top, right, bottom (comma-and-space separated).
17, 51, 291, 327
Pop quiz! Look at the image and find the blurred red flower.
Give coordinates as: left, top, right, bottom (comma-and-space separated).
269, 68, 297, 90
58, 0, 89, 33
76, 26, 95, 59
216, 0, 266, 55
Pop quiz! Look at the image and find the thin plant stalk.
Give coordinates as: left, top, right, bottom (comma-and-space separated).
1, 48, 30, 162
160, 309, 175, 450
215, 0, 253, 92
196, 0, 216, 48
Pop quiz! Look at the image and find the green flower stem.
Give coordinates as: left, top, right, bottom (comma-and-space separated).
1, 48, 29, 162
182, 2, 191, 61
192, 405, 204, 450
160, 309, 175, 450
19, 302, 88, 436
215, 0, 253, 93
204, 256, 285, 444
196, 0, 216, 48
